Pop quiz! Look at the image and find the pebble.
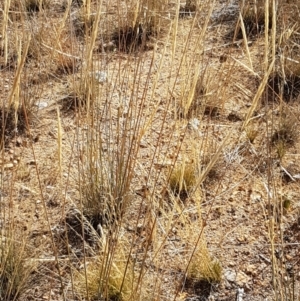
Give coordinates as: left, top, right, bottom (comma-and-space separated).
188, 118, 200, 130
236, 271, 250, 286
93, 71, 107, 83
224, 269, 236, 282
3, 163, 14, 169
38, 102, 48, 109
224, 269, 250, 286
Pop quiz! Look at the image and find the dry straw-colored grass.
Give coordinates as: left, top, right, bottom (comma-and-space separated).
1, 0, 300, 300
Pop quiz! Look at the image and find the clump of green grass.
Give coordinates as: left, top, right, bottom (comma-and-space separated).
184, 244, 222, 298
282, 195, 292, 213
188, 256, 222, 283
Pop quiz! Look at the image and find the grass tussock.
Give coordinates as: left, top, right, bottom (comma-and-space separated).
271, 110, 298, 148
180, 71, 218, 119
0, 233, 36, 300
74, 239, 134, 301
24, 0, 50, 13
187, 254, 222, 284
73, 9, 97, 38
245, 126, 259, 144
179, 0, 198, 18
60, 77, 99, 111
112, 24, 152, 53
169, 163, 197, 200
9, 0, 50, 14
268, 64, 300, 103
111, 0, 169, 53
232, 2, 273, 41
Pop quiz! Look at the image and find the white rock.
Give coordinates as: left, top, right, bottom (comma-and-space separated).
188, 118, 200, 130
93, 71, 107, 83
38, 102, 48, 109
224, 269, 236, 282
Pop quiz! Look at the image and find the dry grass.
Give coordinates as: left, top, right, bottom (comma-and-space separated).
1, 0, 300, 300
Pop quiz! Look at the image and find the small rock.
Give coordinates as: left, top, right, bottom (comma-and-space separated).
225, 269, 250, 286
236, 271, 250, 286
236, 288, 244, 301
3, 163, 14, 169
16, 137, 23, 147
38, 102, 48, 109
93, 71, 107, 83
140, 140, 147, 148
188, 118, 200, 130
228, 261, 235, 267
100, 41, 116, 52
224, 269, 236, 282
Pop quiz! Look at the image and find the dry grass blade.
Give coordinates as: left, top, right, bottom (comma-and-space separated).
193, 133, 230, 191
239, 12, 253, 70
242, 60, 275, 130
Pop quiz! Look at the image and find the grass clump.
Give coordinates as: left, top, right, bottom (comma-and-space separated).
271, 113, 298, 147
111, 0, 169, 53
112, 24, 152, 53
179, 0, 198, 18
74, 241, 134, 301
180, 72, 217, 119
271, 110, 298, 160
24, 0, 50, 13
184, 245, 222, 298
9, 0, 50, 14
187, 256, 222, 284
169, 163, 197, 200
73, 10, 97, 37
0, 233, 35, 300
282, 195, 292, 213
62, 0, 83, 10
246, 127, 259, 143
268, 65, 300, 103
60, 77, 99, 111
235, 2, 272, 39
